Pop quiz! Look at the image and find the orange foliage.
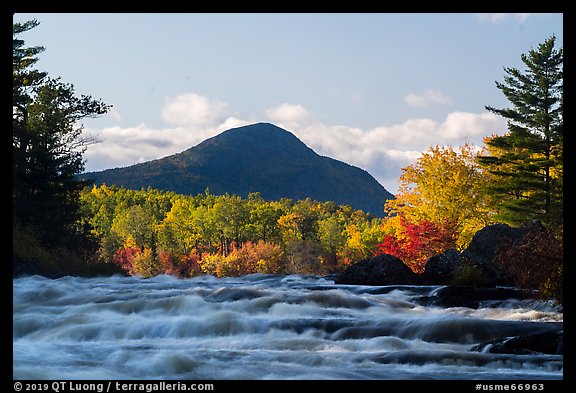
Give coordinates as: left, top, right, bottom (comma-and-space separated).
199, 241, 284, 277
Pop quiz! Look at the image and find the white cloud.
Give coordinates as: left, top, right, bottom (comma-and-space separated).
438, 111, 504, 139
475, 13, 508, 24
265, 103, 316, 129
161, 92, 229, 128
275, 107, 506, 194
84, 92, 253, 173
404, 90, 451, 108
83, 123, 186, 171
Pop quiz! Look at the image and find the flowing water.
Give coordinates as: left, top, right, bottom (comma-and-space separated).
13, 274, 563, 380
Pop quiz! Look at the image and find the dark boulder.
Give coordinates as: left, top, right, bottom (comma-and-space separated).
420, 249, 463, 285
417, 285, 535, 309
471, 330, 563, 355
461, 220, 546, 286
334, 254, 419, 285
335, 221, 547, 287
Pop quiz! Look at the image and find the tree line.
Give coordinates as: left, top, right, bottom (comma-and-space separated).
80, 186, 385, 277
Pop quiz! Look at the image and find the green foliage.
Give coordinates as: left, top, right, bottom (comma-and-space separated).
13, 222, 121, 277
478, 36, 563, 227
317, 214, 347, 267
13, 19, 46, 116
111, 205, 157, 249
80, 185, 383, 277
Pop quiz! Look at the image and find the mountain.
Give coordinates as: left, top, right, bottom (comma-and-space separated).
80, 122, 394, 216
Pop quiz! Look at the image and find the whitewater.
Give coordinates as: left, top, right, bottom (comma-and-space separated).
13, 274, 563, 380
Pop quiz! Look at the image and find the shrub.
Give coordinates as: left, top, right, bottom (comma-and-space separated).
450, 263, 491, 287
112, 246, 140, 275
199, 241, 284, 277
283, 239, 326, 275
239, 241, 283, 274
131, 247, 161, 278
158, 249, 202, 278
13, 223, 122, 277
494, 224, 563, 303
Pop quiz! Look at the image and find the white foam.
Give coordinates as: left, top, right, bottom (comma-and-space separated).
13, 275, 563, 380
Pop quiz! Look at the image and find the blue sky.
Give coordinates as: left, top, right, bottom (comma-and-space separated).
13, 13, 563, 194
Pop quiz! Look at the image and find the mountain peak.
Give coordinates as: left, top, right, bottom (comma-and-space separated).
81, 123, 393, 216
193, 122, 315, 158
213, 122, 295, 139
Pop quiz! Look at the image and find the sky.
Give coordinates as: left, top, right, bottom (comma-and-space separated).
13, 13, 563, 194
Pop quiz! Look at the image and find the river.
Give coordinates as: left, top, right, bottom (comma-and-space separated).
13, 274, 563, 380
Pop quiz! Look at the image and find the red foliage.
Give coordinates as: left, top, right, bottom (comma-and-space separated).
113, 247, 203, 278
112, 247, 140, 275
374, 216, 457, 273
158, 249, 202, 278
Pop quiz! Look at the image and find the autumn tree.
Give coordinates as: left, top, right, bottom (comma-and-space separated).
478, 35, 563, 227
247, 193, 286, 242
384, 144, 495, 249
317, 214, 347, 267
111, 205, 157, 250
341, 219, 385, 266
374, 216, 457, 273
79, 186, 388, 278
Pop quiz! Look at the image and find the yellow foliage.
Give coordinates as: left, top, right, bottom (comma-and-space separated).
198, 241, 283, 277
277, 213, 302, 242
198, 253, 222, 276
123, 236, 138, 249
385, 143, 496, 249
131, 247, 160, 278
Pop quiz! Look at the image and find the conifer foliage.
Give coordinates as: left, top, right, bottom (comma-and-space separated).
479, 36, 563, 227
13, 19, 111, 275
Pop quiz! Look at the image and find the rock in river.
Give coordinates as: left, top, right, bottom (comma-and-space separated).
471, 330, 563, 355
334, 254, 419, 285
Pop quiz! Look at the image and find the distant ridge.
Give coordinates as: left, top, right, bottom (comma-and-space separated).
80, 122, 394, 216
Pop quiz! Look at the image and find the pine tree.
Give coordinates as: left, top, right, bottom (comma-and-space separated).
13, 19, 111, 273
479, 36, 563, 226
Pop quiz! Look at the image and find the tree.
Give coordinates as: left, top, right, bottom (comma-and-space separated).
156, 197, 199, 255
384, 144, 495, 249
317, 214, 347, 267
111, 205, 156, 250
13, 19, 46, 131
374, 216, 458, 273
13, 20, 110, 273
212, 194, 249, 255
247, 193, 286, 242
478, 35, 563, 226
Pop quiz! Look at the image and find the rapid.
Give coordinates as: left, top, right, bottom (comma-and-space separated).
13, 274, 563, 380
